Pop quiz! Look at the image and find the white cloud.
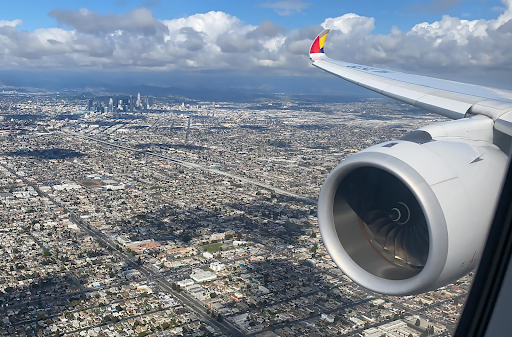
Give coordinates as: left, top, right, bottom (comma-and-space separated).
320, 0, 512, 73
0, 0, 511, 77
0, 19, 22, 28
321, 13, 375, 36
162, 11, 248, 43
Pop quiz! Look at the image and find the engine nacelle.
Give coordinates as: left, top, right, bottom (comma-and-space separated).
318, 121, 508, 295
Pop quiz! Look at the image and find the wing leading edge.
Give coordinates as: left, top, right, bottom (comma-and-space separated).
310, 29, 512, 136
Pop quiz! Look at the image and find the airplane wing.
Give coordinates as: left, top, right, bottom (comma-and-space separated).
310, 29, 512, 135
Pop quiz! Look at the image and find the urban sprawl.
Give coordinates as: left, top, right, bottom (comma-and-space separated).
0, 90, 469, 337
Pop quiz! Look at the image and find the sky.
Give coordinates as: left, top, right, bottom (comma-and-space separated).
0, 0, 511, 94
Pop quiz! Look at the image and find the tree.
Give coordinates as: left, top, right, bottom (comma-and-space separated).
210, 292, 217, 298
415, 319, 421, 327
216, 314, 223, 322
182, 233, 191, 243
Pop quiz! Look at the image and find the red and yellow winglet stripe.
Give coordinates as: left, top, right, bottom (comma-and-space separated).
310, 29, 331, 54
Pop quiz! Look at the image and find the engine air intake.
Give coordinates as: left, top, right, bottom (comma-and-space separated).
333, 167, 429, 280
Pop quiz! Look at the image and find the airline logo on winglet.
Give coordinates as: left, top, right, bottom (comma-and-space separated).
310, 29, 330, 55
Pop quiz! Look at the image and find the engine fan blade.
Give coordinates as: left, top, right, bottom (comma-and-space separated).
411, 225, 429, 265
394, 229, 407, 262
365, 210, 391, 224
374, 222, 395, 246
383, 225, 401, 253
416, 222, 429, 241
367, 217, 392, 234
402, 227, 422, 267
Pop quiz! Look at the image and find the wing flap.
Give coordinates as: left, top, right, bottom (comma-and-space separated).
415, 95, 473, 119
358, 77, 393, 93
384, 86, 426, 106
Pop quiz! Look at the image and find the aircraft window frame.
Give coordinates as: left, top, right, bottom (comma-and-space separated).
454, 156, 512, 336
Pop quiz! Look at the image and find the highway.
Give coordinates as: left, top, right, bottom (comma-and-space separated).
65, 213, 246, 337
63, 130, 317, 205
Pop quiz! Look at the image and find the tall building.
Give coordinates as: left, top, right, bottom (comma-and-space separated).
136, 93, 141, 108
108, 98, 114, 113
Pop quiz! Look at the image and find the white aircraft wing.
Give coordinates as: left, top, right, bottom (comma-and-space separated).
310, 29, 512, 135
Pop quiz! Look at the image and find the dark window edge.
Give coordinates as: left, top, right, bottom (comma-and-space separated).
454, 160, 512, 336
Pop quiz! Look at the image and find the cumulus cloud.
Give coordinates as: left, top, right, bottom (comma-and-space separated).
319, 0, 512, 73
0, 1, 511, 77
48, 7, 168, 35
260, 0, 310, 16
0, 19, 23, 28
322, 13, 375, 36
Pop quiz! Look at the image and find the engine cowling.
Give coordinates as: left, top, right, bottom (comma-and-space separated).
318, 124, 508, 295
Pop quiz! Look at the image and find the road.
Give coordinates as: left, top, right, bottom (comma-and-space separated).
390, 294, 465, 334
1, 163, 244, 337
63, 130, 317, 205
248, 298, 371, 336
65, 213, 245, 337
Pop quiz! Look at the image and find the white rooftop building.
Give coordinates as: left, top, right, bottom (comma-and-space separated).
210, 262, 225, 272
190, 269, 217, 283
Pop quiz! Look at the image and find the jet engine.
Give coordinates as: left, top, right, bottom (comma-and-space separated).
318, 117, 509, 295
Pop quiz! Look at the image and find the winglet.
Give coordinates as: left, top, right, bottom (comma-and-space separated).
310, 29, 330, 59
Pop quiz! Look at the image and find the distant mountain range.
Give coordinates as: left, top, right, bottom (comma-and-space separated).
0, 69, 378, 102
